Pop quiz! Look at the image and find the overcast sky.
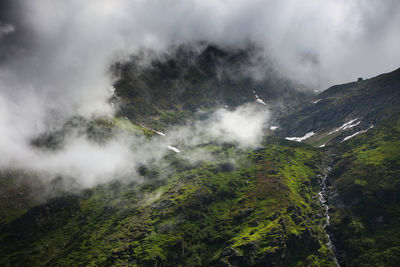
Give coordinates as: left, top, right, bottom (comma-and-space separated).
2, 0, 399, 87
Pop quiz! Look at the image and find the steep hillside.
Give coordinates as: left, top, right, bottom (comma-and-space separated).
277, 68, 400, 147
0, 139, 336, 266
326, 107, 400, 266
1, 55, 399, 267
275, 68, 400, 266
112, 43, 311, 130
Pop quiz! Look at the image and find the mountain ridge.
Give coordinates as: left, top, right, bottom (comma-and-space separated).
0, 62, 399, 266
276, 67, 400, 147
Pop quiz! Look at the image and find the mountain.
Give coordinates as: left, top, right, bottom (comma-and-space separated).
0, 55, 399, 266
0, 140, 336, 266
327, 110, 400, 266
275, 68, 400, 265
112, 43, 311, 129
276, 68, 400, 147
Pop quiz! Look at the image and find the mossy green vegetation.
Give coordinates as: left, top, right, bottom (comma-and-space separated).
2, 61, 399, 267
0, 171, 47, 226
328, 111, 400, 266
0, 138, 336, 266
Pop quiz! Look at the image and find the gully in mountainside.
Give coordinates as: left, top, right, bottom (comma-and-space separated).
318, 150, 341, 267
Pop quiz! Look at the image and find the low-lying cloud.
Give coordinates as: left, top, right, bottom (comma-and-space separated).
0, 103, 270, 189
167, 104, 270, 149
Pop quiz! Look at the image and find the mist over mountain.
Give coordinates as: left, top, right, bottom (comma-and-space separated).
111, 42, 311, 128
0, 0, 399, 186
0, 1, 400, 266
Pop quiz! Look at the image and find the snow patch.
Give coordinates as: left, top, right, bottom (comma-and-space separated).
155, 131, 166, 136
342, 125, 373, 142
137, 123, 166, 136
342, 131, 363, 142
253, 90, 267, 105
256, 98, 267, 105
329, 118, 360, 134
270, 126, 278, 130
313, 99, 322, 104
167, 145, 180, 153
285, 131, 315, 142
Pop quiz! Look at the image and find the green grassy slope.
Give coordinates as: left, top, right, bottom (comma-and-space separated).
327, 109, 400, 266
0, 139, 336, 266
1, 50, 399, 267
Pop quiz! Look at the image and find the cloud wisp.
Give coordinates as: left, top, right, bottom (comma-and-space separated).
0, 103, 270, 188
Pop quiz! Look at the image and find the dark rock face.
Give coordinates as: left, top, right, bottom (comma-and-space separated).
276, 68, 400, 145
112, 43, 310, 128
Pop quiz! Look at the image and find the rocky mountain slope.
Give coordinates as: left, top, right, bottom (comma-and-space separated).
326, 107, 400, 266
0, 58, 399, 266
276, 68, 400, 266
0, 140, 336, 266
276, 68, 400, 147
112, 43, 311, 129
